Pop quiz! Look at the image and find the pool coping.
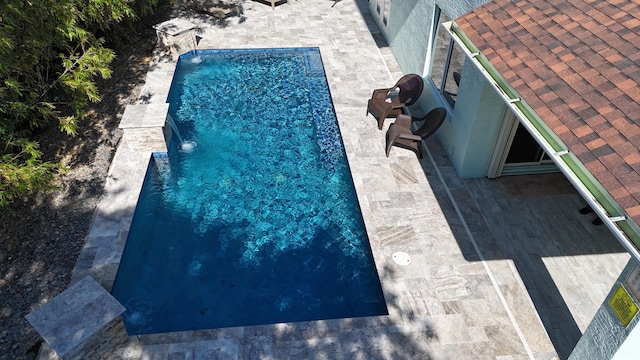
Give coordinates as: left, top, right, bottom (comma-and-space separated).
68, 50, 178, 296
32, 1, 634, 358
65, 45, 403, 348
111, 47, 389, 334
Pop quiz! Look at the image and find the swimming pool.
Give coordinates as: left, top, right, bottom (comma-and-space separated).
111, 48, 387, 334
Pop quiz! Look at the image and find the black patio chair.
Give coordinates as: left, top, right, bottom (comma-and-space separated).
385, 107, 446, 158
366, 74, 424, 130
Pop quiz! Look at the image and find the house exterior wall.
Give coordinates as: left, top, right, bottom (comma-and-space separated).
369, 1, 640, 357
368, 0, 491, 74
568, 259, 640, 360
421, 59, 506, 177
382, 0, 433, 75
369, 0, 502, 178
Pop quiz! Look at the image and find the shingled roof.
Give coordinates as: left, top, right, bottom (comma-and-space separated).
455, 0, 640, 223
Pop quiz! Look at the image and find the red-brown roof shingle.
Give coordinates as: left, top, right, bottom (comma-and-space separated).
456, 0, 640, 224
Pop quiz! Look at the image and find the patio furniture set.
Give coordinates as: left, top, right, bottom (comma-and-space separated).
366, 74, 446, 158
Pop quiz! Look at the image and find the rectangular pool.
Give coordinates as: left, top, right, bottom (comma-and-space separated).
111, 48, 387, 334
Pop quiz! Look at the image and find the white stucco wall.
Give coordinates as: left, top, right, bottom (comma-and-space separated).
387, 0, 434, 75
368, 0, 492, 74
369, 0, 505, 178
429, 59, 505, 177
569, 259, 640, 360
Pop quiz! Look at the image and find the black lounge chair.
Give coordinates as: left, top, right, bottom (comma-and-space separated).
385, 107, 446, 158
366, 74, 424, 130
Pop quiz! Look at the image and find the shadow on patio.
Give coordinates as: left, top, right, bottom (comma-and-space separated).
414, 135, 630, 359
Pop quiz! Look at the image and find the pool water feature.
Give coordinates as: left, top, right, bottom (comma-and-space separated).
111, 48, 388, 334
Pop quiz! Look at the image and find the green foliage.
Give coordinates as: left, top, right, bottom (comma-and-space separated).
0, 0, 162, 205
0, 135, 67, 207
130, 0, 164, 19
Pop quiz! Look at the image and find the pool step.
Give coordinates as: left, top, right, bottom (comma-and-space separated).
305, 51, 324, 75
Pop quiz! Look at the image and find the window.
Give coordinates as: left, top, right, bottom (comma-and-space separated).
376, 0, 391, 26
429, 9, 466, 109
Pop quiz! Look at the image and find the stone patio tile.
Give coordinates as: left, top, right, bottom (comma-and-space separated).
44, 0, 631, 359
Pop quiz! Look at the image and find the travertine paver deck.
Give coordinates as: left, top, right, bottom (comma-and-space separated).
43, 0, 631, 359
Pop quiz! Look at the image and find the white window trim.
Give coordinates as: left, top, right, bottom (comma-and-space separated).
423, 6, 441, 77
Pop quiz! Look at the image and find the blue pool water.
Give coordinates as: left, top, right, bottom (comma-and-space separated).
111, 48, 387, 334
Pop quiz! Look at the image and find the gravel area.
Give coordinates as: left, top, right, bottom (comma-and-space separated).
0, 11, 169, 360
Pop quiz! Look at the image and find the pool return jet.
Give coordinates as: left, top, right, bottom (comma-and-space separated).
166, 114, 197, 153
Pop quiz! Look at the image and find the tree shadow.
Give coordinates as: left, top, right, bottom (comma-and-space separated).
174, 0, 248, 28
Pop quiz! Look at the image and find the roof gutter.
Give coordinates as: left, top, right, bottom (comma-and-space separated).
443, 20, 640, 263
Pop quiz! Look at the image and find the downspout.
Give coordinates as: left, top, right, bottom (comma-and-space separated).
442, 21, 640, 263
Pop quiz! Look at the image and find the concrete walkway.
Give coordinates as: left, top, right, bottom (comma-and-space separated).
53, 0, 630, 359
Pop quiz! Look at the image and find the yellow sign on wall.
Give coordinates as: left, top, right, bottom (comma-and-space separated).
609, 285, 639, 327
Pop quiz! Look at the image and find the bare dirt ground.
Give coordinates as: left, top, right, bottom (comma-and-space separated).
0, 8, 171, 359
